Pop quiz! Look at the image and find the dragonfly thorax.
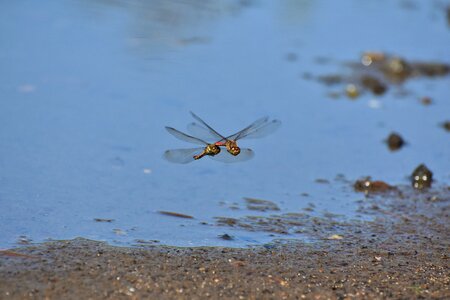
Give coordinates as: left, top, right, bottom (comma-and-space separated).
205, 144, 221, 156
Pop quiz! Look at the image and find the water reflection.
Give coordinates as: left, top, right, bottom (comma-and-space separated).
77, 0, 256, 55
277, 0, 314, 25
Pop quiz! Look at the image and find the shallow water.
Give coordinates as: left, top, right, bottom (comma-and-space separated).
1, 0, 449, 248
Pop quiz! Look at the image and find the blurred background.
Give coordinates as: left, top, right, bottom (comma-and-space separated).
1, 0, 449, 248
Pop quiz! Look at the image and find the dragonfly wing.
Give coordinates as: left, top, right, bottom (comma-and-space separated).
163, 147, 205, 164
236, 119, 281, 140
226, 116, 269, 140
210, 148, 254, 163
189, 112, 227, 140
165, 127, 207, 145
187, 122, 223, 143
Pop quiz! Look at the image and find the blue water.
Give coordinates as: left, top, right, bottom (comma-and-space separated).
1, 0, 449, 248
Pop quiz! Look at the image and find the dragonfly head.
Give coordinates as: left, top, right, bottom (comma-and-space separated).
205, 144, 221, 156
228, 146, 241, 156
225, 140, 240, 156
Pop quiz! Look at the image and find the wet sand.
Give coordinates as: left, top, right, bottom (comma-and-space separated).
1, 186, 449, 299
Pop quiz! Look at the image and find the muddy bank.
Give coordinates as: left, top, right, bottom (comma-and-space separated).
1, 186, 449, 299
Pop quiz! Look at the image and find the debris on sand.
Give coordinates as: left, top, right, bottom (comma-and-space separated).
2, 184, 449, 299
218, 234, 234, 241
411, 164, 433, 190
17, 236, 32, 245
360, 75, 387, 95
315, 52, 450, 98
327, 234, 343, 240
244, 197, 280, 212
359, 52, 450, 82
0, 250, 37, 259
315, 178, 330, 184
134, 239, 160, 245
112, 229, 127, 236
354, 177, 394, 194
94, 218, 114, 223
420, 96, 432, 105
158, 211, 194, 219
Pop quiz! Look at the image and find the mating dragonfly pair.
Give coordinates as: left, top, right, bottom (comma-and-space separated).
164, 112, 281, 164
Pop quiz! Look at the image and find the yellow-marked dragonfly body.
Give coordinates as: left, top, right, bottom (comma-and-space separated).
164, 127, 254, 164
164, 112, 280, 164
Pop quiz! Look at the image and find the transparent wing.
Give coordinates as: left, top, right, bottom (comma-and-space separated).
226, 116, 269, 140
210, 148, 254, 163
190, 112, 227, 140
165, 126, 207, 145
187, 122, 222, 143
163, 147, 205, 164
235, 119, 281, 140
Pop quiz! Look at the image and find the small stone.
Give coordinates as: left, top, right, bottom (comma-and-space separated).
345, 84, 360, 99
354, 178, 393, 194
327, 234, 343, 240
361, 52, 385, 66
218, 234, 234, 241
386, 132, 405, 151
420, 97, 432, 105
384, 57, 412, 80
17, 236, 32, 245
411, 164, 433, 190
441, 121, 450, 131
360, 75, 387, 95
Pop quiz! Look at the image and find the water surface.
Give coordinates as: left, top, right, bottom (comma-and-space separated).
1, 0, 449, 248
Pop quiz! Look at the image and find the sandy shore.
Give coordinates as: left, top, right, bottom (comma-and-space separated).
1, 186, 449, 299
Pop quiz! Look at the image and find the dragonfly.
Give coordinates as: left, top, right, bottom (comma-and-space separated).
164, 126, 254, 164
187, 111, 281, 156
